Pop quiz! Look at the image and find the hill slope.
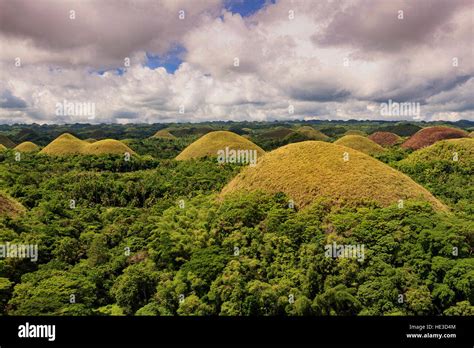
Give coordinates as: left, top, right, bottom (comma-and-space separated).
152, 129, 176, 140
14, 141, 40, 152
402, 126, 469, 150
0, 134, 16, 148
0, 192, 25, 217
83, 139, 135, 155
368, 132, 402, 147
221, 141, 445, 210
41, 133, 136, 156
176, 131, 265, 161
334, 135, 385, 155
40, 133, 87, 155
296, 126, 329, 141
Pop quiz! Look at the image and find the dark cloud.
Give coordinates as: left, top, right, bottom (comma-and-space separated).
313, 0, 471, 52
0, 90, 28, 108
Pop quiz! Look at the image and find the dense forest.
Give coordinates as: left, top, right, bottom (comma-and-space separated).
0, 121, 472, 316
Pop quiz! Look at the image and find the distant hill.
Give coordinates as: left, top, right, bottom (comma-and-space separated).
402, 126, 469, 150
40, 133, 136, 156
344, 130, 367, 136
368, 132, 402, 147
334, 135, 386, 155
82, 139, 135, 155
14, 141, 40, 152
0, 134, 16, 148
372, 123, 422, 137
176, 131, 265, 161
152, 129, 176, 140
221, 141, 446, 210
296, 126, 329, 141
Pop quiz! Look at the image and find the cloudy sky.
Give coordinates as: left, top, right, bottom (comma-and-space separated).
0, 0, 473, 124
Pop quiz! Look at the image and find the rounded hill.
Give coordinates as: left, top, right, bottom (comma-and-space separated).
344, 130, 367, 136
221, 141, 445, 210
296, 126, 329, 141
334, 135, 385, 155
152, 129, 176, 140
14, 141, 40, 152
368, 132, 402, 147
401, 126, 469, 150
176, 131, 265, 161
400, 138, 474, 165
40, 133, 87, 155
40, 133, 136, 156
83, 139, 135, 155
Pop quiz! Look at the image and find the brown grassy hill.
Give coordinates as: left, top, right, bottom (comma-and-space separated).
0, 144, 7, 151
400, 138, 474, 165
14, 141, 40, 153
368, 132, 402, 147
176, 131, 265, 161
152, 129, 176, 140
0, 134, 16, 148
84, 138, 97, 143
40, 133, 87, 155
296, 126, 329, 141
401, 126, 469, 150
221, 141, 446, 211
0, 192, 25, 217
334, 135, 386, 155
83, 139, 135, 155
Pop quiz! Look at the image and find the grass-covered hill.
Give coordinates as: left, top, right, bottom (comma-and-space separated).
368, 132, 402, 147
402, 126, 469, 150
176, 131, 265, 161
296, 126, 330, 141
14, 141, 40, 153
152, 129, 177, 140
397, 138, 474, 207
221, 141, 445, 210
40, 133, 135, 156
334, 135, 386, 155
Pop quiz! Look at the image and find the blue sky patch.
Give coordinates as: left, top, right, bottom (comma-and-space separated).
224, 0, 273, 17
145, 45, 185, 73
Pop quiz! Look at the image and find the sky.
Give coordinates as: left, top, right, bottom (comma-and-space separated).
0, 0, 473, 124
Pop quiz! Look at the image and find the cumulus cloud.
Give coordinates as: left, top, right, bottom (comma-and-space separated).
0, 0, 472, 124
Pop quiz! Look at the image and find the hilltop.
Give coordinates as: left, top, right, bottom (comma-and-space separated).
14, 141, 40, 153
334, 135, 386, 155
221, 141, 445, 210
368, 132, 402, 147
176, 131, 265, 161
40, 133, 87, 155
40, 133, 135, 156
402, 126, 469, 150
296, 126, 329, 141
83, 139, 135, 155
152, 129, 177, 140
401, 138, 474, 165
